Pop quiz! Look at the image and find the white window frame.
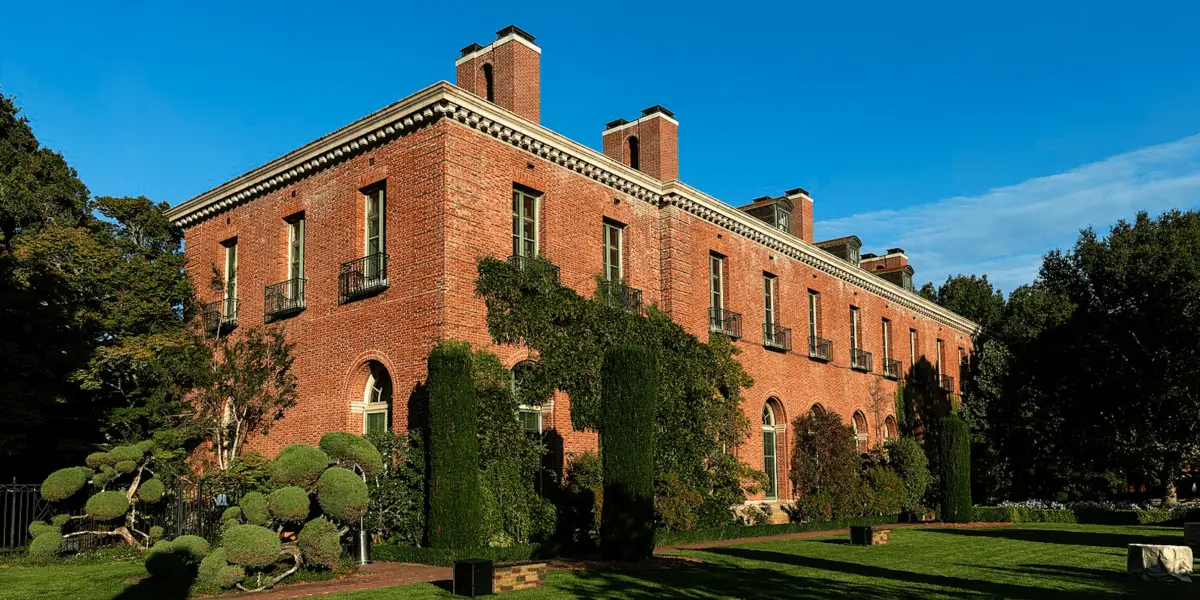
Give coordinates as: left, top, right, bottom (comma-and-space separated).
850, 306, 861, 351
365, 188, 385, 257
223, 241, 238, 318
518, 406, 543, 435
363, 367, 391, 434
910, 329, 918, 368
852, 411, 868, 453
808, 290, 819, 341
603, 222, 623, 282
710, 255, 724, 311
512, 188, 540, 258
288, 218, 305, 298
936, 339, 945, 378
763, 275, 776, 326
762, 403, 779, 501
882, 318, 891, 360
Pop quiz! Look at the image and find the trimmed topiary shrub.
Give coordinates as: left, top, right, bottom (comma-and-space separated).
599, 344, 657, 561
137, 478, 165, 503
317, 467, 368, 524
86, 452, 110, 468
240, 491, 270, 526
50, 514, 71, 527
297, 516, 342, 568
197, 547, 229, 586
171, 535, 210, 560
93, 465, 117, 487
937, 415, 972, 523
269, 486, 310, 523
270, 444, 330, 487
28, 521, 55, 538
217, 565, 246, 588
320, 432, 383, 477
426, 342, 484, 549
29, 532, 63, 560
224, 524, 282, 568
149, 525, 165, 541
108, 445, 144, 462
41, 467, 88, 501
114, 460, 137, 473
86, 490, 130, 521
222, 506, 242, 524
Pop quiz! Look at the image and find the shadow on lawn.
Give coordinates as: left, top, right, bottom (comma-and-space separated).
926, 527, 1183, 549
701, 547, 1146, 599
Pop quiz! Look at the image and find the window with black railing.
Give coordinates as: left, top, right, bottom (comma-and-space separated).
264, 278, 306, 321
709, 307, 742, 339
339, 253, 388, 303
882, 357, 902, 380
598, 280, 643, 313
808, 335, 832, 361
203, 299, 238, 333
851, 347, 873, 372
763, 323, 791, 352
940, 374, 955, 391
507, 254, 560, 280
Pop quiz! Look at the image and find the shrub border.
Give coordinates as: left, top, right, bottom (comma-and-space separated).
971, 506, 1200, 525
653, 515, 899, 547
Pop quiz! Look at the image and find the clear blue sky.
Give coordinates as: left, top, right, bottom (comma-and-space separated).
4, 1, 1200, 292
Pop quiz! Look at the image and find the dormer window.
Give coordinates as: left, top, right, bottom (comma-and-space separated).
774, 199, 792, 234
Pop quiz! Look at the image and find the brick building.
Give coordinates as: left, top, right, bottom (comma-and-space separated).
166, 26, 978, 508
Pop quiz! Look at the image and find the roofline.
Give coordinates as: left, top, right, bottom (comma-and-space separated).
165, 83, 980, 336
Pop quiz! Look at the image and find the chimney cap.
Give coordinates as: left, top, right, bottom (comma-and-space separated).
604, 118, 629, 130
784, 187, 811, 198
886, 247, 906, 255
460, 43, 484, 57
496, 25, 536, 43
861, 252, 879, 260
641, 105, 675, 118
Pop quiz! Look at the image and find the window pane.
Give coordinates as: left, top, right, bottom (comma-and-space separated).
366, 412, 386, 433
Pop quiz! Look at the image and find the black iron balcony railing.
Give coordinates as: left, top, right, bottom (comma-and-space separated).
709, 308, 742, 339
203, 299, 238, 333
882, 357, 902, 380
339, 253, 388, 303
851, 347, 873, 372
808, 335, 833, 361
598, 280, 643, 313
265, 278, 306, 321
507, 254, 560, 280
939, 374, 955, 391
763, 323, 791, 352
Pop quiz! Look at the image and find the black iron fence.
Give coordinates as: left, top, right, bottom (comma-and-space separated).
851, 347, 873, 372
339, 253, 389, 303
598, 280, 643, 313
265, 278, 307, 321
203, 298, 238, 333
763, 323, 792, 352
809, 335, 833, 361
2, 480, 242, 550
709, 307, 742, 339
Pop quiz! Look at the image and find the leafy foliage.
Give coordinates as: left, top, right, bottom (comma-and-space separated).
937, 415, 973, 523
85, 490, 130, 521
136, 478, 165, 503
425, 341, 483, 549
316, 466, 369, 524
28, 532, 63, 560
269, 444, 329, 487
789, 409, 865, 518
41, 467, 88, 501
268, 486, 310, 523
364, 430, 426, 546
223, 524, 281, 568
319, 431, 383, 478
600, 345, 657, 560
883, 437, 931, 514
239, 491, 270, 526
864, 466, 906, 516
297, 517, 342, 568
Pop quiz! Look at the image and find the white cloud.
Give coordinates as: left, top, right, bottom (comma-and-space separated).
816, 134, 1200, 294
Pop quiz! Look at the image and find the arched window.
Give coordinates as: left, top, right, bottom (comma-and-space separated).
511, 361, 541, 436
884, 415, 898, 441
482, 64, 495, 102
852, 411, 869, 453
628, 136, 640, 170
809, 403, 825, 417
762, 399, 783, 501
363, 361, 393, 434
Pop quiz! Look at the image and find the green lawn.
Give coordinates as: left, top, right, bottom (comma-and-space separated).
0, 524, 1194, 599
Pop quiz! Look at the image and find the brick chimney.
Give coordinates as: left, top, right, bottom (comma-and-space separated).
784, 187, 814, 244
601, 105, 679, 181
455, 25, 541, 123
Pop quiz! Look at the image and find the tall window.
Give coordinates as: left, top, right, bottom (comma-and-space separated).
936, 339, 945, 378
365, 187, 385, 281
223, 240, 238, 316
709, 254, 724, 310
628, 136, 640, 170
808, 290, 821, 340
288, 217, 305, 297
363, 362, 393, 434
849, 306, 861, 350
483, 64, 495, 102
881, 318, 892, 359
852, 411, 868, 453
762, 402, 780, 500
909, 329, 919, 367
512, 188, 539, 258
602, 221, 623, 281
763, 275, 777, 325
511, 362, 542, 436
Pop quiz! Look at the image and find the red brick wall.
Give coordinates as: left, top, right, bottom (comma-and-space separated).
455, 39, 540, 124
601, 115, 679, 181
180, 112, 972, 499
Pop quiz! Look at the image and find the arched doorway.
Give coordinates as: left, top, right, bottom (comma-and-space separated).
362, 361, 393, 434
852, 411, 869, 453
884, 415, 898, 441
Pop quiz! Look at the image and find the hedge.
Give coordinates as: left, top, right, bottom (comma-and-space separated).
653, 515, 899, 547
373, 544, 541, 567
972, 506, 1200, 525
937, 415, 972, 523
426, 342, 483, 549
599, 344, 657, 561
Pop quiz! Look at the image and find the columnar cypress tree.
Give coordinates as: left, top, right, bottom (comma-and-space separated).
937, 414, 972, 523
599, 344, 657, 560
426, 342, 483, 549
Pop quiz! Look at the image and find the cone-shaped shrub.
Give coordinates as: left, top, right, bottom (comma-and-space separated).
224, 524, 282, 568
41, 467, 88, 501
137, 478, 165, 503
85, 452, 110, 468
86, 490, 130, 521
317, 467, 368, 523
936, 415, 973, 523
29, 532, 62, 560
297, 516, 342, 568
269, 486, 310, 523
599, 344, 657, 561
270, 444, 330, 486
319, 432, 383, 477
197, 547, 229, 586
426, 342, 483, 549
240, 491, 271, 526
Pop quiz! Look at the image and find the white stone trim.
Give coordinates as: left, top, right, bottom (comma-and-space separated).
601, 111, 680, 136
349, 401, 366, 413
454, 33, 542, 66
166, 83, 979, 336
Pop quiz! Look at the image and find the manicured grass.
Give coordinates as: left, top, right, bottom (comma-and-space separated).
0, 524, 1193, 599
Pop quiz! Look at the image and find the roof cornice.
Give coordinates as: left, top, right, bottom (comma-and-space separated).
166, 83, 979, 336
